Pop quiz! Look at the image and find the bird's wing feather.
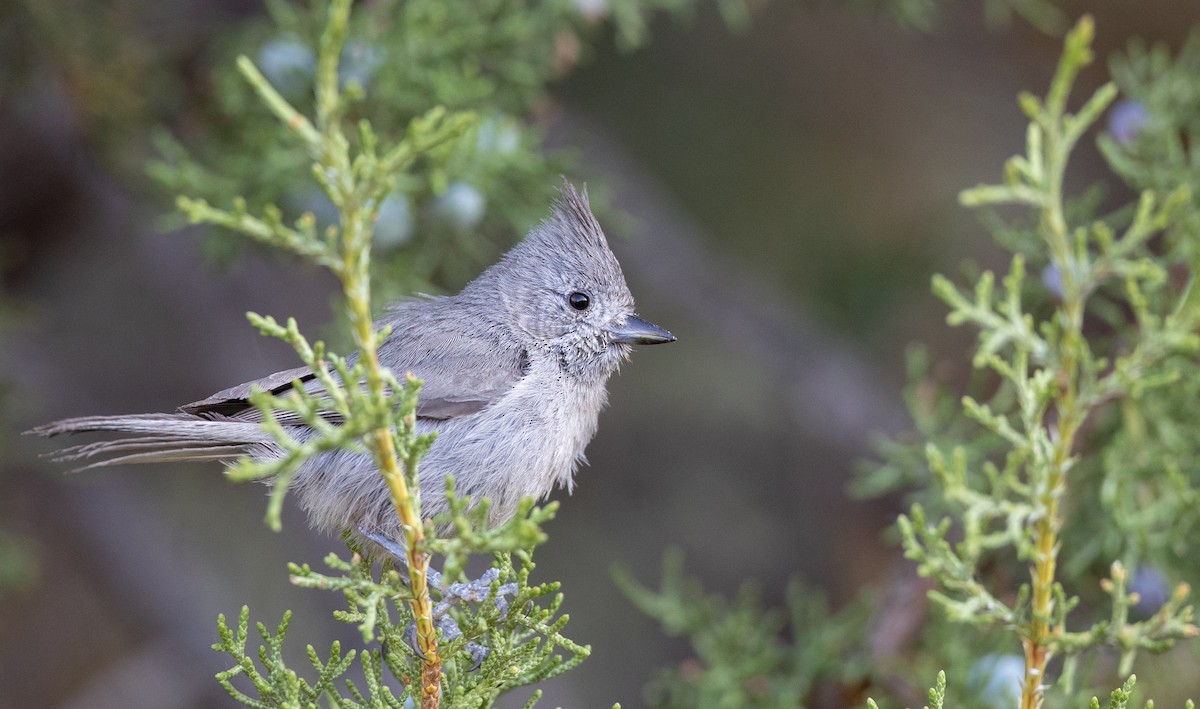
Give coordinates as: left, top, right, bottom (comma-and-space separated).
375, 304, 528, 420
386, 330, 529, 420
179, 365, 316, 416
179, 303, 526, 423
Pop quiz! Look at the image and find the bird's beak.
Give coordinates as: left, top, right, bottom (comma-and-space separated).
609, 316, 677, 345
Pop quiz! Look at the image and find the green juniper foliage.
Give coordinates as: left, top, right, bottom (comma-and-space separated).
620, 14, 1200, 709
147, 0, 752, 303
150, 0, 580, 292
613, 550, 871, 708
867, 671, 947, 709
852, 0, 1067, 34
213, 491, 589, 708
858, 16, 1200, 709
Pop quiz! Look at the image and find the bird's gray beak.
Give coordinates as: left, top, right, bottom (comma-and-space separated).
609, 316, 676, 345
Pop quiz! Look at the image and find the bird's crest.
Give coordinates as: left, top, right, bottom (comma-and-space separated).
549, 179, 609, 252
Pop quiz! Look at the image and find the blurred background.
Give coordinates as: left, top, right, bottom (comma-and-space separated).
1, 0, 1198, 707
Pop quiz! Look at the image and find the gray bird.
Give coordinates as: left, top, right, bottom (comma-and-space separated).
31, 182, 675, 549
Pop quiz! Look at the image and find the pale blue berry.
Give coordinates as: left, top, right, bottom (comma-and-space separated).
967, 654, 1024, 709
476, 116, 521, 155
573, 0, 609, 20
340, 41, 383, 90
1130, 565, 1170, 620
1041, 263, 1063, 299
292, 188, 339, 229
1109, 100, 1148, 145
257, 35, 315, 99
433, 182, 486, 232
373, 193, 414, 249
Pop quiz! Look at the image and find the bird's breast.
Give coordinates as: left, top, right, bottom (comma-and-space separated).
419, 358, 610, 522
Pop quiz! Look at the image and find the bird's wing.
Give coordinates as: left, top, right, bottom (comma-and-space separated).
180, 308, 526, 423
374, 307, 529, 420
387, 330, 529, 420
180, 365, 316, 417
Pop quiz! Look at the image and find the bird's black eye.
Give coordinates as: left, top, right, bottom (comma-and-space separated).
568, 291, 591, 311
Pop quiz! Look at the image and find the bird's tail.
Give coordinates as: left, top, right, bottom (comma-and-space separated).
27, 413, 277, 469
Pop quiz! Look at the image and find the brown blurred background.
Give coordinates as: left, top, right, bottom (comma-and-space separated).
2, 1, 1198, 707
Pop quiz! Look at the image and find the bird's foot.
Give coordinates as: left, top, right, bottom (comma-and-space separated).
358, 527, 517, 671
435, 567, 519, 619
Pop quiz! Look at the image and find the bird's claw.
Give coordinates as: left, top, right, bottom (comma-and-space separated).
382, 558, 517, 672
464, 641, 490, 671
401, 622, 428, 662
401, 614, 488, 670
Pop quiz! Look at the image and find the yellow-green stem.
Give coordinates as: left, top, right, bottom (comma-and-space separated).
239, 0, 443, 701
343, 210, 440, 707
1021, 154, 1083, 708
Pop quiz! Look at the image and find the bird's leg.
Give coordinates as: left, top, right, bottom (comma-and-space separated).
358, 527, 410, 570
357, 526, 518, 670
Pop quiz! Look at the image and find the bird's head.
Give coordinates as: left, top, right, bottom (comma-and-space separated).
468, 180, 675, 380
